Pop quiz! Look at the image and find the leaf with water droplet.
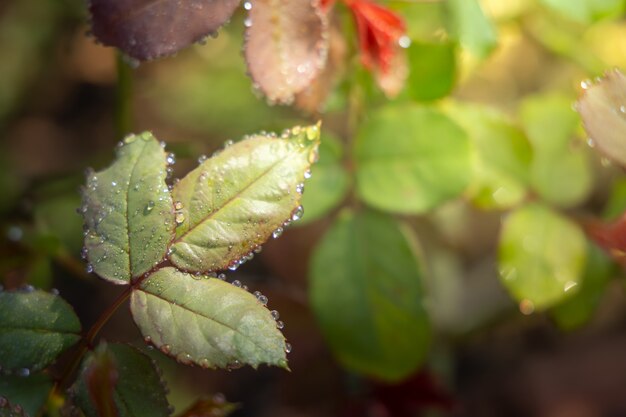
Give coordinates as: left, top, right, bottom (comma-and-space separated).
244, 0, 329, 104
310, 210, 430, 381
354, 104, 471, 214
169, 125, 320, 273
498, 203, 587, 310
81, 132, 174, 284
577, 69, 626, 168
130, 267, 288, 370
297, 132, 349, 225
0, 289, 81, 373
88, 0, 241, 61
444, 102, 531, 209
74, 343, 170, 417
0, 374, 52, 417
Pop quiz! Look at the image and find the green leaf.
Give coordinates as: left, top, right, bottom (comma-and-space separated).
551, 244, 614, 330
354, 105, 471, 214
498, 203, 587, 311
0, 289, 81, 373
538, 0, 624, 23
577, 69, 626, 167
445, 0, 497, 59
521, 93, 593, 207
74, 343, 170, 417
82, 132, 174, 284
603, 178, 626, 220
445, 102, 531, 209
169, 125, 320, 273
297, 133, 349, 225
407, 40, 456, 102
310, 210, 430, 381
130, 267, 288, 370
0, 374, 52, 417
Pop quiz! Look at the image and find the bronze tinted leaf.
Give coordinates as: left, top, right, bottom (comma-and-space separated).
89, 0, 241, 61
244, 0, 329, 104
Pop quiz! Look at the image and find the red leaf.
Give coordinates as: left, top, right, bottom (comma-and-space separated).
587, 213, 626, 264
346, 0, 408, 97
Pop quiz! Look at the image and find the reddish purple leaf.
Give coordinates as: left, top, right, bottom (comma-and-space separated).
244, 0, 329, 104
577, 69, 626, 167
89, 0, 241, 61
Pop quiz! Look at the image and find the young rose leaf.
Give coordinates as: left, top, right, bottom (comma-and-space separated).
498, 203, 587, 312
577, 69, 626, 167
82, 132, 174, 284
347, 0, 409, 97
310, 210, 430, 381
88, 0, 241, 61
354, 104, 471, 214
169, 125, 320, 273
0, 289, 81, 373
74, 343, 170, 417
0, 374, 53, 417
244, 0, 329, 104
130, 267, 288, 370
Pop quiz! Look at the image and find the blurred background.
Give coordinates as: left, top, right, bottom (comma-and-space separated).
3, 0, 626, 416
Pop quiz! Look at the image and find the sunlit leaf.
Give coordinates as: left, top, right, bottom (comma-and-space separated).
74, 343, 170, 417
446, 0, 497, 59
0, 374, 52, 417
354, 104, 471, 214
130, 267, 288, 369
297, 133, 349, 225
445, 102, 531, 209
310, 210, 430, 381
0, 289, 81, 373
498, 203, 587, 311
577, 69, 626, 167
88, 0, 241, 61
407, 40, 456, 102
551, 244, 614, 330
169, 125, 320, 273
244, 0, 328, 104
82, 132, 174, 284
538, 0, 624, 24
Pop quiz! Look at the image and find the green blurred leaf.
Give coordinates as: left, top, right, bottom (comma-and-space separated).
0, 374, 52, 417
354, 104, 471, 214
551, 244, 614, 330
538, 0, 624, 23
169, 125, 320, 273
310, 210, 430, 381
82, 132, 175, 284
498, 203, 587, 311
130, 267, 288, 370
407, 40, 456, 102
521, 93, 593, 207
34, 194, 83, 254
445, 102, 531, 209
75, 343, 170, 417
445, 0, 497, 59
0, 289, 81, 372
297, 133, 349, 225
577, 69, 626, 167
603, 178, 626, 220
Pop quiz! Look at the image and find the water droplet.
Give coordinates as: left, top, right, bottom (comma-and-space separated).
111, 181, 118, 187
198, 154, 208, 164
17, 368, 30, 377
144, 200, 155, 214
587, 137, 595, 148
174, 201, 184, 210
271, 310, 280, 320
161, 344, 171, 354
580, 79, 592, 90
166, 153, 176, 165
7, 226, 23, 242
564, 281, 578, 292
272, 227, 284, 238
50, 288, 60, 296
296, 183, 305, 194
519, 299, 534, 315
284, 343, 292, 353
228, 263, 239, 271
292, 206, 304, 221
620, 105, 626, 114
276, 320, 284, 329
124, 134, 136, 144
22, 285, 34, 293
601, 157, 612, 167
175, 213, 185, 225
304, 169, 312, 179
258, 295, 268, 305
218, 273, 226, 280
199, 358, 211, 369
398, 35, 411, 48
243, 1, 252, 10
213, 393, 226, 404
232, 280, 242, 287
144, 336, 152, 344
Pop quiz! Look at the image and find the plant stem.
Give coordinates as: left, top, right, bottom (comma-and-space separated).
115, 53, 133, 139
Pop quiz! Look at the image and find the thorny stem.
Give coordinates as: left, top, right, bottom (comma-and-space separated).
115, 52, 133, 140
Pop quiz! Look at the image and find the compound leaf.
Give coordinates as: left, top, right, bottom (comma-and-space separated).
354, 104, 471, 214
82, 132, 174, 284
0, 289, 81, 373
88, 0, 241, 61
74, 343, 170, 417
130, 267, 288, 370
310, 210, 430, 381
244, 0, 328, 104
169, 125, 320, 273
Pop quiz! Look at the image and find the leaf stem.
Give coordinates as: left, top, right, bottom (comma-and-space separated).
115, 53, 134, 140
